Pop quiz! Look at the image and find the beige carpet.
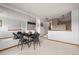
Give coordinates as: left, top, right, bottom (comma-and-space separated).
0, 37, 79, 55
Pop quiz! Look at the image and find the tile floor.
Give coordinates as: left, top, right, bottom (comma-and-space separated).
0, 37, 79, 55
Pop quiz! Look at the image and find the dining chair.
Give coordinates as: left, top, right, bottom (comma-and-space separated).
13, 32, 30, 50
30, 32, 40, 50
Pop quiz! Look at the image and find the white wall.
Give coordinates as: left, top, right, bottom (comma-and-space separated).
27, 24, 36, 30
0, 6, 27, 50
40, 22, 49, 36
0, 5, 28, 36
0, 17, 26, 37
0, 38, 19, 50
48, 9, 79, 45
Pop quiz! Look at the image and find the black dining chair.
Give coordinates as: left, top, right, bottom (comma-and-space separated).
19, 38, 30, 50
17, 33, 31, 50
30, 32, 40, 50
13, 32, 30, 50
13, 32, 19, 39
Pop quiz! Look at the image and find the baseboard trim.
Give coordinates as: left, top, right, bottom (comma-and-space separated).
40, 33, 48, 37
48, 39, 79, 47
0, 45, 17, 51
0, 36, 13, 39
1, 38, 79, 51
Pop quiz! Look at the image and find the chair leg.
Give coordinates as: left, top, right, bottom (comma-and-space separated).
38, 40, 40, 46
30, 42, 32, 47
33, 42, 35, 50
21, 43, 23, 50
36, 40, 40, 46
29, 42, 31, 47
17, 41, 20, 48
27, 43, 30, 48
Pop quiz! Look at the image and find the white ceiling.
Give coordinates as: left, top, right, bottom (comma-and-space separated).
1, 3, 79, 19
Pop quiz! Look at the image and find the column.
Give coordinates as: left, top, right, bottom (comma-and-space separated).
36, 18, 40, 33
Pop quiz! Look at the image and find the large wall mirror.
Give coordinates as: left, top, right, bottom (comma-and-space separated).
27, 21, 36, 30
49, 12, 71, 31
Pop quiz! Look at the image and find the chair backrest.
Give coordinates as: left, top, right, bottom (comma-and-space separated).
17, 33, 23, 39
13, 33, 19, 39
13, 32, 24, 39
33, 32, 40, 39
